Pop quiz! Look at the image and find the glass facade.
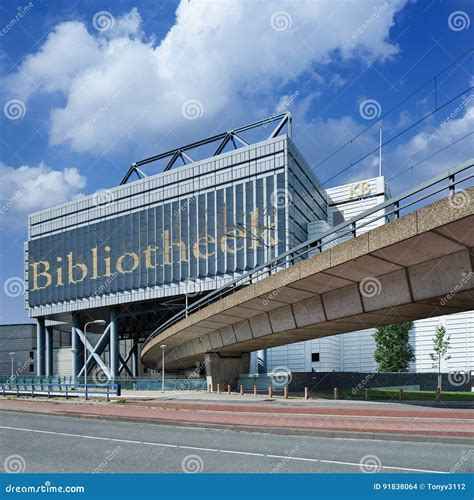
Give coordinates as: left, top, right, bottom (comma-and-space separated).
27, 174, 289, 307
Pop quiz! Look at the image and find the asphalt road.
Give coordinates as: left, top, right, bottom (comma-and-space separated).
0, 410, 472, 474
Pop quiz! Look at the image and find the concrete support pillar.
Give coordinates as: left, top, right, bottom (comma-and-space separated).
45, 326, 54, 377
71, 313, 82, 381
204, 352, 250, 392
132, 340, 139, 378
109, 308, 119, 380
36, 318, 46, 377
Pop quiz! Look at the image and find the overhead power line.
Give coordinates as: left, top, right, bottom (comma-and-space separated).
312, 48, 473, 175
321, 85, 473, 186
387, 131, 473, 184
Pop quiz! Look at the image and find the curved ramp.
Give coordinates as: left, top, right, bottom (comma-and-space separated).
142, 188, 474, 370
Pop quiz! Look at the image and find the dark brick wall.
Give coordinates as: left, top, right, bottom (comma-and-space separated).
289, 371, 472, 392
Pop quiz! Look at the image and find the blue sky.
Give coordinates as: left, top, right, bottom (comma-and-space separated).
0, 0, 473, 323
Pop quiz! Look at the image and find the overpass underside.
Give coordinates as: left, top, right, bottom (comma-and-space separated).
142, 189, 474, 384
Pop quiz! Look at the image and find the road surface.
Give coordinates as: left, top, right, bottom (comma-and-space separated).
0, 410, 472, 474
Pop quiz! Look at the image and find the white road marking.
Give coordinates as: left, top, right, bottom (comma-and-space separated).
219, 450, 265, 456
0, 424, 449, 474
178, 445, 218, 452
319, 459, 446, 474
143, 441, 177, 448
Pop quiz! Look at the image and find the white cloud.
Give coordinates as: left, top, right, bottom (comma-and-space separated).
383, 100, 474, 192
3, 0, 407, 154
7, 22, 101, 100
0, 163, 86, 229
287, 89, 474, 192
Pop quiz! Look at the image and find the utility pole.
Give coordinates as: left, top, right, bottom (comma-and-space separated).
379, 126, 383, 177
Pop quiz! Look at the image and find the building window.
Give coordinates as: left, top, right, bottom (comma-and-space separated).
59, 331, 72, 348
333, 210, 345, 226
311, 353, 320, 363
29, 364, 34, 372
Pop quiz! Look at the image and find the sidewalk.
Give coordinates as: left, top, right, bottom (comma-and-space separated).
0, 395, 472, 444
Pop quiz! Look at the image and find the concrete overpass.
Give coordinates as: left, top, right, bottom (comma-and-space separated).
142, 165, 474, 388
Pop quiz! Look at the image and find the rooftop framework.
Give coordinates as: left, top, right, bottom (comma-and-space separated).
120, 112, 292, 185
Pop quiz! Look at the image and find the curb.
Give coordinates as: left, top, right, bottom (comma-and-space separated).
0, 405, 472, 446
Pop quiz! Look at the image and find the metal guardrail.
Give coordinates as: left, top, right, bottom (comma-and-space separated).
0, 382, 121, 401
145, 159, 474, 344
119, 378, 207, 391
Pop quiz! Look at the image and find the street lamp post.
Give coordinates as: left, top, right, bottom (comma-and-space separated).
83, 320, 106, 399
8, 352, 15, 379
160, 345, 166, 393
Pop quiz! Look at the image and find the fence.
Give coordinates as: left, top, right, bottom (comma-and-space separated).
118, 378, 207, 391
0, 381, 121, 400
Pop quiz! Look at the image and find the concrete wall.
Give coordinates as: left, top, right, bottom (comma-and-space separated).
289, 371, 472, 393
0, 324, 35, 377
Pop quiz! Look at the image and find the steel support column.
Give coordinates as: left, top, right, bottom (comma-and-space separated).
109, 308, 119, 380
45, 326, 54, 377
132, 340, 139, 377
71, 313, 82, 381
36, 318, 46, 377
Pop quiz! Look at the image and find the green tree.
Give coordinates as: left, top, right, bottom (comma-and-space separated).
430, 325, 450, 390
373, 321, 415, 372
